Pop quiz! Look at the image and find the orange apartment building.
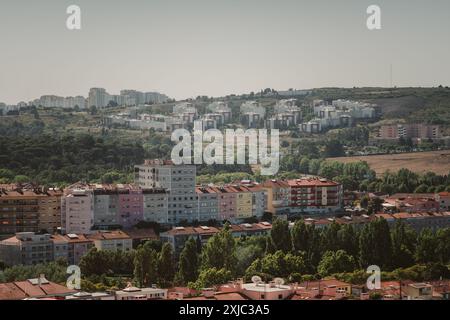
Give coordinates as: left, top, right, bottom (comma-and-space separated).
0, 185, 63, 237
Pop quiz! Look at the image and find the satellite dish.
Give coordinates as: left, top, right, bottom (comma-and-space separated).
251, 276, 262, 284
274, 277, 285, 286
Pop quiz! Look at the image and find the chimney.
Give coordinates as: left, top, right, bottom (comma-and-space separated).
38, 274, 45, 286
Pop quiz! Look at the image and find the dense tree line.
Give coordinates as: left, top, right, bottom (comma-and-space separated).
280, 157, 450, 193
1, 219, 449, 291
0, 133, 146, 185
243, 218, 450, 281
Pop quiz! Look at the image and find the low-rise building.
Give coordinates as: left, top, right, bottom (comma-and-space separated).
87, 230, 132, 252
115, 285, 167, 300
402, 282, 433, 300
160, 223, 271, 256
384, 194, 440, 213
0, 276, 76, 300
294, 279, 352, 300
51, 233, 93, 265
65, 292, 115, 300
437, 192, 450, 211
376, 124, 441, 140
0, 232, 53, 266
376, 212, 450, 231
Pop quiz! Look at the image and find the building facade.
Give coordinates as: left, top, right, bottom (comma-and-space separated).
135, 160, 198, 224
0, 232, 53, 266
61, 187, 94, 234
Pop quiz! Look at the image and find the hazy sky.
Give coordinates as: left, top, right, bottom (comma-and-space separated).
1, 0, 450, 104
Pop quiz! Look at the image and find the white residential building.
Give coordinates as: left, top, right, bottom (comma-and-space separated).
63, 96, 86, 109
142, 189, 169, 224
87, 230, 132, 252
61, 188, 94, 235
88, 88, 111, 108
115, 285, 167, 300
135, 160, 198, 224
240, 101, 266, 118
207, 101, 232, 122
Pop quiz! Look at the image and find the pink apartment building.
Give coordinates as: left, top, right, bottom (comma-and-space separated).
118, 189, 144, 228
215, 186, 238, 221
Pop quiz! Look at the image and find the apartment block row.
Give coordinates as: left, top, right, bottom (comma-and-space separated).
160, 222, 272, 256
0, 185, 63, 235
262, 177, 344, 216
266, 99, 302, 130
0, 230, 132, 267
17, 89, 169, 111
135, 160, 267, 226
300, 99, 376, 133
240, 101, 266, 128
375, 123, 442, 141
0, 164, 345, 237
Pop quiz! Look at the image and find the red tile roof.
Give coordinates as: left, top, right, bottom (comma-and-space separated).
0, 283, 28, 300
0, 279, 76, 300
214, 292, 247, 300
87, 230, 131, 241
287, 178, 340, 187
300, 279, 351, 289
262, 180, 290, 188
51, 234, 92, 244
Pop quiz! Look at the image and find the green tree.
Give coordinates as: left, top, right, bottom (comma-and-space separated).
391, 220, 417, 268
308, 159, 322, 175
201, 224, 237, 273
323, 139, 345, 157
415, 228, 438, 264
190, 268, 233, 290
270, 218, 292, 253
157, 243, 175, 287
318, 250, 357, 277
367, 197, 384, 215
435, 228, 450, 264
291, 220, 310, 253
133, 245, 158, 287
79, 248, 113, 276
337, 224, 358, 258
177, 238, 199, 285
298, 157, 310, 174
235, 237, 265, 276
359, 218, 393, 269
13, 175, 31, 183
321, 222, 341, 252
265, 236, 276, 255
245, 250, 306, 279
360, 195, 369, 209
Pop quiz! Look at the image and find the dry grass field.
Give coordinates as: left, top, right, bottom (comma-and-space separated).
327, 150, 450, 176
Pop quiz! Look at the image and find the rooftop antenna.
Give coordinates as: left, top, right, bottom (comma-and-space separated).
274, 277, 285, 287
251, 275, 262, 285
